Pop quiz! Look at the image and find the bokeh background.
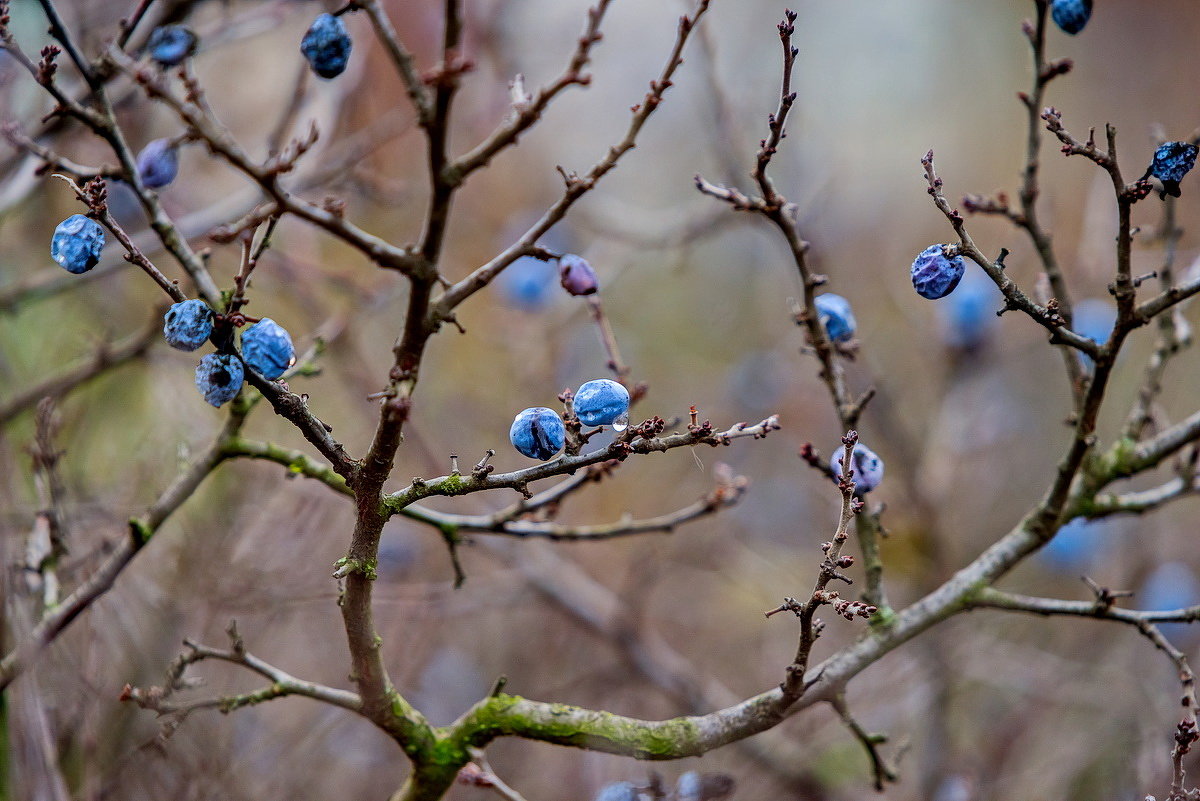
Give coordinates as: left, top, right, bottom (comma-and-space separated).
4, 1, 1200, 799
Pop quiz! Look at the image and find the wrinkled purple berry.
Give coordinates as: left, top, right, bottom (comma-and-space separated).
1147, 141, 1199, 199
136, 138, 179, 189
51, 214, 105, 274
301, 14, 352, 79
573, 378, 630, 427
559, 254, 598, 296
509, 407, 566, 460
147, 24, 197, 67
911, 244, 965, 300
195, 353, 244, 407
1050, 0, 1092, 35
163, 299, 214, 351
830, 442, 884, 495
240, 318, 295, 380
814, 293, 856, 343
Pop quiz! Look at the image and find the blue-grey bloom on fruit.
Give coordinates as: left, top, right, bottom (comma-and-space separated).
195, 353, 244, 407
509, 407, 566, 460
911, 244, 965, 300
1147, 141, 1199, 199
559, 254, 598, 296
240, 318, 295, 380
136, 138, 179, 189
813, 293, 856, 343
301, 13, 352, 79
573, 378, 630, 427
163, 299, 214, 351
1050, 0, 1092, 35
594, 782, 638, 801
147, 24, 198, 67
51, 214, 105, 274
830, 442, 884, 494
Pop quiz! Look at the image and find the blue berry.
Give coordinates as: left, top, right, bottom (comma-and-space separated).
136, 138, 179, 189
1073, 298, 1115, 347
573, 379, 630, 427
559, 254, 598, 296
594, 782, 638, 801
499, 255, 557, 310
676, 772, 702, 801
240, 318, 295, 380
1050, 0, 1092, 35
938, 267, 1000, 350
301, 14, 352, 79
163, 299, 214, 351
509, 407, 566, 460
1148, 141, 1199, 199
195, 353, 244, 407
51, 214, 105, 274
829, 442, 884, 495
147, 24, 197, 67
1040, 517, 1113, 573
1139, 562, 1200, 644
911, 244, 965, 300
813, 293, 856, 343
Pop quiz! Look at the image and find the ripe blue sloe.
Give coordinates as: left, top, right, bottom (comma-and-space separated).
1050, 0, 1092, 35
813, 293, 856, 343
163, 299, 214, 351
499, 255, 557, 310
594, 782, 638, 801
1147, 141, 1199, 199
136, 138, 179, 189
1040, 516, 1113, 573
301, 14, 352, 79
830, 442, 884, 495
676, 772, 702, 801
509, 407, 566, 460
1073, 298, 1115, 347
911, 244, 965, 300
51, 214, 105, 274
240, 318, 295, 380
195, 353, 244, 407
573, 379, 630, 427
938, 267, 1001, 350
147, 24, 198, 67
559, 254, 598, 296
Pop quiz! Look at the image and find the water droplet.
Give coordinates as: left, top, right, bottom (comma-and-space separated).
611, 411, 629, 433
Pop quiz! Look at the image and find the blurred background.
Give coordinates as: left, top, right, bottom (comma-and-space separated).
4, 0, 1200, 799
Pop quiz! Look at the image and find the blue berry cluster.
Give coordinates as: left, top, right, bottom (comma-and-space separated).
509, 407, 566, 460
51, 214, 106, 274
830, 441, 884, 495
559, 254, 598, 296
814, 293, 856, 343
1147, 141, 1199, 199
164, 299, 214, 351
136, 138, 179, 189
147, 24, 198, 67
1050, 0, 1092, 35
911, 244, 965, 300
301, 14, 352, 79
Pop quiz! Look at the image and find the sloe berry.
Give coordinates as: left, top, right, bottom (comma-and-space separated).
509, 407, 566, 460
195, 353, 244, 407
147, 24, 198, 67
136, 138, 179, 189
911, 244, 965, 300
301, 14, 352, 79
573, 379, 630, 427
163, 299, 214, 351
813, 293, 856, 343
51, 214, 105, 274
830, 442, 884, 495
559, 254, 598, 296
240, 318, 295, 380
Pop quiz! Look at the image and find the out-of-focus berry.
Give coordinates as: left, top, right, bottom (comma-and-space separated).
163, 299, 214, 351
938, 267, 1001, 350
813, 293, 856, 343
559, 254, 599, 296
1041, 516, 1114, 573
573, 379, 630, 427
1147, 141, 1199, 199
136, 138, 179, 189
1140, 562, 1200, 644
676, 772, 702, 801
830, 442, 884, 494
195, 353, 244, 407
498, 255, 557, 310
911, 244, 965, 300
509, 407, 566, 460
240, 318, 295, 380
1050, 0, 1092, 35
594, 782, 638, 801
51, 214, 105, 274
1073, 298, 1115, 347
301, 14, 352, 79
147, 24, 198, 67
